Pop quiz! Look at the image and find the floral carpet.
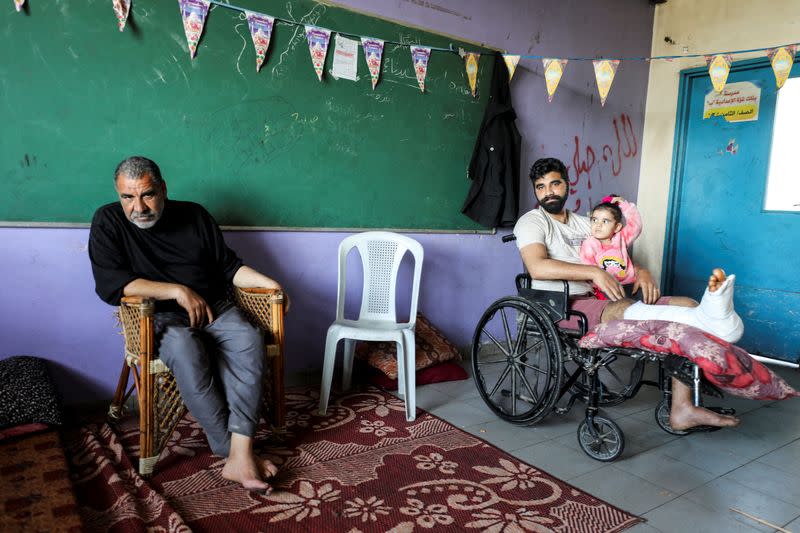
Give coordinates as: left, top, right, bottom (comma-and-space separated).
65, 387, 641, 532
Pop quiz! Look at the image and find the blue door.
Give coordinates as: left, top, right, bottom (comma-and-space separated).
664, 57, 800, 363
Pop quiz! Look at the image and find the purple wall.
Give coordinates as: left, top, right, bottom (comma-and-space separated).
0, 0, 654, 405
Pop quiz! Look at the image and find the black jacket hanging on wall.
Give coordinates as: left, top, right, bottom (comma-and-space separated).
461, 52, 522, 228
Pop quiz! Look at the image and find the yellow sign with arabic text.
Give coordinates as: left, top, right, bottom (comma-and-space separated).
703, 81, 761, 123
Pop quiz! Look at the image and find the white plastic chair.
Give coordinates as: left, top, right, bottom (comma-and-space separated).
318, 231, 424, 421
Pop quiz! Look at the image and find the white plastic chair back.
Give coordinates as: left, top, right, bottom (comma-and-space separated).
336, 231, 424, 324
320, 231, 424, 421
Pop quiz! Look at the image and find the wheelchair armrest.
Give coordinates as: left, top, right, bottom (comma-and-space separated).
516, 274, 571, 323
564, 309, 588, 337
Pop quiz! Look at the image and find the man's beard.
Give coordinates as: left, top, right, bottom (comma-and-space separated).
538, 194, 568, 214
130, 209, 162, 229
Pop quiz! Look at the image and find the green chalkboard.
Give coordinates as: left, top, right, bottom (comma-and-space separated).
1, 0, 492, 230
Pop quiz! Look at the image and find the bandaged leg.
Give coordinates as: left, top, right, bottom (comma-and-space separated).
623, 270, 744, 343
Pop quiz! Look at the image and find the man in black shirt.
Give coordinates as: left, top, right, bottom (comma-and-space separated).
90, 156, 284, 491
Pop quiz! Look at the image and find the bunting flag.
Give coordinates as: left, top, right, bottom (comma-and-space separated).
178, 0, 210, 59
592, 59, 619, 107
14, 0, 796, 101
465, 52, 480, 97
305, 25, 331, 81
361, 37, 385, 90
245, 11, 274, 73
542, 58, 568, 102
706, 54, 732, 93
410, 46, 431, 93
112, 0, 131, 32
767, 45, 796, 89
503, 54, 520, 82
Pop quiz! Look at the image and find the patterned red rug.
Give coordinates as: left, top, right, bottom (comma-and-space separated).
64, 387, 641, 532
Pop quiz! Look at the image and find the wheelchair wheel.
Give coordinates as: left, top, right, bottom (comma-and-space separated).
654, 398, 689, 436
566, 355, 646, 407
577, 415, 624, 461
471, 297, 563, 425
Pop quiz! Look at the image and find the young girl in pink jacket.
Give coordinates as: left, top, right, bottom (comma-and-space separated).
580, 195, 642, 300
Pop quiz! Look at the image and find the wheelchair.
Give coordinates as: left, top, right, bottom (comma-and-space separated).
470, 234, 731, 461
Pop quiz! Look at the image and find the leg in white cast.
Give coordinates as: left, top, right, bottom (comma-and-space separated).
623, 269, 743, 343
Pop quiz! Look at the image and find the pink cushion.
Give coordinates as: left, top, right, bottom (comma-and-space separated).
579, 320, 799, 401
361, 361, 468, 391
355, 313, 461, 379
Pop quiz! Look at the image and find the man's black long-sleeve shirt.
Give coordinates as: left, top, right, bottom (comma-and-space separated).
88, 199, 243, 313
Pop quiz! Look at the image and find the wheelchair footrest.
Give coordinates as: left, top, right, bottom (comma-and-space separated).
707, 406, 736, 416
663, 354, 724, 399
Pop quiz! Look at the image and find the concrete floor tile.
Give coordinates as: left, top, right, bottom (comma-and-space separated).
784, 514, 800, 533
642, 496, 762, 533
655, 437, 751, 476
757, 439, 800, 477
614, 448, 718, 493
463, 417, 549, 450
684, 478, 800, 532
725, 461, 800, 506
568, 466, 678, 515
428, 396, 500, 428
624, 522, 664, 533
511, 439, 607, 480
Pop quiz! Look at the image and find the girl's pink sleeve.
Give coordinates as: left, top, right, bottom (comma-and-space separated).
580, 237, 601, 267
619, 201, 642, 242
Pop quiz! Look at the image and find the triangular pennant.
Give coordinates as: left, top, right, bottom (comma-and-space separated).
706, 54, 732, 93
503, 54, 520, 82
14, 0, 24, 11
593, 59, 620, 107
542, 58, 568, 102
245, 11, 275, 73
410, 46, 431, 93
112, 0, 131, 32
178, 0, 210, 59
305, 25, 331, 81
465, 52, 480, 97
767, 45, 796, 89
361, 37, 384, 90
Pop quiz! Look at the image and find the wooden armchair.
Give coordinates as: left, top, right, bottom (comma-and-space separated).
108, 287, 285, 476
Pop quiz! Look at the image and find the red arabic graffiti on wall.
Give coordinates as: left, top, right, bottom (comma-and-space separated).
566, 113, 638, 213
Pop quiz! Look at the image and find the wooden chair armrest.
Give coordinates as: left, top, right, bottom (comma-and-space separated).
122, 289, 281, 304
121, 296, 156, 306
233, 287, 284, 333
236, 287, 284, 301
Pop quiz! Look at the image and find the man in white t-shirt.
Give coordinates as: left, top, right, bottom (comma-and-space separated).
513, 157, 739, 431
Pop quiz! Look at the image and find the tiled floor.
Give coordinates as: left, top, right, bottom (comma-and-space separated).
392, 361, 800, 533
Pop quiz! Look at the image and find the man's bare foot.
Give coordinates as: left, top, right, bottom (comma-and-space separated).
221, 453, 271, 492
257, 456, 278, 479
708, 268, 726, 292
669, 402, 739, 431
222, 433, 271, 491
